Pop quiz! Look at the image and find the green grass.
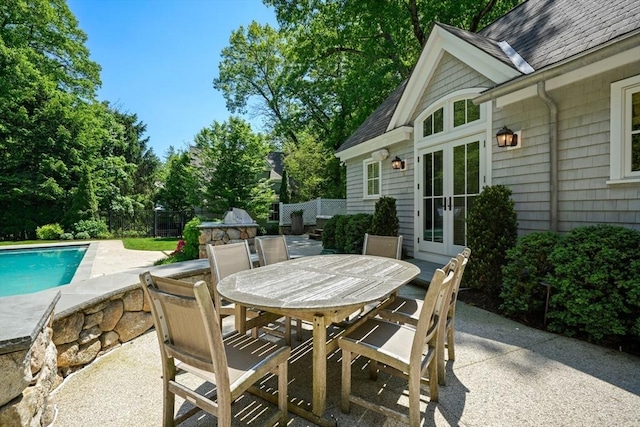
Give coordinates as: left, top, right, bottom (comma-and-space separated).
0, 240, 58, 246
121, 237, 180, 251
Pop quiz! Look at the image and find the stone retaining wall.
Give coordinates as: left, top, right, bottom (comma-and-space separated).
0, 314, 58, 427
197, 224, 259, 259
51, 269, 210, 379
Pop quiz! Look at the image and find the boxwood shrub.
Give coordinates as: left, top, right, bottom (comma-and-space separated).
36, 223, 64, 240
321, 214, 341, 250
344, 213, 373, 254
334, 215, 351, 253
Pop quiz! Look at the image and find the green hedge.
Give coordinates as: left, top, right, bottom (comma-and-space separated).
321, 213, 373, 254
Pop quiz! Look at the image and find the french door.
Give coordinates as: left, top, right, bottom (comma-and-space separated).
418, 134, 482, 256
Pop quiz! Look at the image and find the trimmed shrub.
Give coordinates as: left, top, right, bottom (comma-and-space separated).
180, 217, 202, 260
73, 219, 108, 238
500, 231, 562, 324
321, 215, 341, 250
546, 225, 640, 347
334, 215, 351, 253
36, 223, 64, 240
60, 233, 75, 240
344, 214, 373, 254
464, 185, 518, 297
370, 196, 399, 236
75, 231, 90, 239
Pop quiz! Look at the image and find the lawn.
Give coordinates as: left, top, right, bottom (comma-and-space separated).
121, 237, 180, 251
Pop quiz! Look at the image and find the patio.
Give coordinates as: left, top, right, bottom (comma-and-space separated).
51, 272, 640, 426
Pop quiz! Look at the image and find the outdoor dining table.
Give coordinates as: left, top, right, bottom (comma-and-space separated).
217, 254, 420, 426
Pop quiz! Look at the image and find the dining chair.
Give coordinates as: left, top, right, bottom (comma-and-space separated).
378, 247, 471, 385
255, 235, 303, 343
207, 241, 280, 338
139, 272, 290, 427
362, 233, 403, 259
338, 263, 457, 427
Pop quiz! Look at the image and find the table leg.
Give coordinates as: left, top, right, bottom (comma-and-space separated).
312, 314, 327, 417
235, 305, 246, 334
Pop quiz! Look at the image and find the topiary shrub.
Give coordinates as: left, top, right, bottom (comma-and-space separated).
464, 185, 518, 297
60, 233, 75, 240
36, 223, 64, 240
500, 231, 562, 324
370, 196, 399, 236
334, 215, 351, 253
344, 213, 373, 254
546, 225, 640, 349
75, 231, 90, 240
73, 219, 108, 238
322, 215, 341, 250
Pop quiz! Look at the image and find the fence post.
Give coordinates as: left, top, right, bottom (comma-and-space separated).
316, 197, 322, 217
279, 202, 284, 226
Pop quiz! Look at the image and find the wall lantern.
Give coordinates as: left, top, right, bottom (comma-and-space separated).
391, 156, 406, 171
496, 126, 519, 147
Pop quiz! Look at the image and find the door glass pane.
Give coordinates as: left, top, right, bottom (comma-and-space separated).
467, 141, 480, 193
433, 150, 443, 197
424, 199, 433, 241
433, 108, 444, 133
453, 196, 466, 245
424, 154, 432, 197
434, 197, 443, 243
453, 145, 465, 195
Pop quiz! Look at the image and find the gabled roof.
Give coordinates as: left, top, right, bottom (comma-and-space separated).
337, 79, 408, 153
337, 0, 640, 155
266, 151, 284, 180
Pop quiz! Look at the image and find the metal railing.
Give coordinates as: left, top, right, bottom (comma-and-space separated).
279, 198, 346, 226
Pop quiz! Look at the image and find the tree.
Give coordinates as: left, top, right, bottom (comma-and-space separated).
156, 151, 199, 214
195, 117, 275, 221
278, 168, 290, 203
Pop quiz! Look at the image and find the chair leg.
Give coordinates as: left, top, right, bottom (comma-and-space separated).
278, 361, 288, 425
285, 316, 292, 346
409, 372, 421, 427
437, 332, 446, 386
447, 323, 455, 361
341, 350, 352, 413
429, 357, 439, 403
296, 318, 303, 341
368, 360, 378, 380
163, 365, 176, 427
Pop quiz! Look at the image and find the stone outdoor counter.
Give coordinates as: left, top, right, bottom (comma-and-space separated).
197, 221, 259, 259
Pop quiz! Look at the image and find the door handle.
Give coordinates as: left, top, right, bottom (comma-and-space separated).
448, 197, 452, 211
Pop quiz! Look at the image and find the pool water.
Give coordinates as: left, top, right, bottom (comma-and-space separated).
0, 246, 88, 297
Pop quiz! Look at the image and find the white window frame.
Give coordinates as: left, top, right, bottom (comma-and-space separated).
363, 159, 381, 199
609, 74, 640, 184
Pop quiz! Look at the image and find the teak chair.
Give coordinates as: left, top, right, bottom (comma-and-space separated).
207, 241, 280, 337
139, 272, 290, 427
378, 247, 471, 385
338, 264, 457, 427
255, 235, 303, 343
362, 233, 403, 259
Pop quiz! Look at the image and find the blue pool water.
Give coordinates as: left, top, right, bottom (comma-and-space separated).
0, 246, 88, 297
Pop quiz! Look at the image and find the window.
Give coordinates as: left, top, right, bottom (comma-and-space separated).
364, 160, 381, 198
610, 75, 640, 182
423, 107, 444, 137
268, 202, 280, 222
453, 99, 480, 127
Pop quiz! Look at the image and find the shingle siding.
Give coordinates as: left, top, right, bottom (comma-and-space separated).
494, 62, 640, 234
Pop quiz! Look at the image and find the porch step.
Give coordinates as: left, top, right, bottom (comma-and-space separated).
308, 228, 323, 240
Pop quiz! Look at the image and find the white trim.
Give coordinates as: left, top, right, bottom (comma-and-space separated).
497, 41, 535, 74
610, 74, 640, 182
335, 126, 413, 161
388, 25, 520, 130
496, 47, 640, 107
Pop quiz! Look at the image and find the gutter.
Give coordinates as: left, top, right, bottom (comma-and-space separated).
473, 30, 640, 104
537, 82, 558, 232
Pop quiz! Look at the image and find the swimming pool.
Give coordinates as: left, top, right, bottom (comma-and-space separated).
0, 245, 88, 297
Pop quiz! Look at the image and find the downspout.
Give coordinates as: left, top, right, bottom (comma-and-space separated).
537, 81, 558, 232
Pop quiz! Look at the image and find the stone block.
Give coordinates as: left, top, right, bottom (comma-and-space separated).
83, 300, 110, 315
0, 349, 31, 407
52, 312, 84, 345
57, 340, 101, 368
83, 311, 103, 330
29, 327, 51, 375
113, 312, 154, 342
78, 326, 102, 345
227, 227, 241, 240
123, 288, 143, 311
99, 300, 123, 332
100, 331, 120, 349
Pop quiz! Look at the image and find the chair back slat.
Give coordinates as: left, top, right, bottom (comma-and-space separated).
208, 241, 254, 284
256, 235, 290, 266
362, 234, 403, 259
411, 261, 457, 361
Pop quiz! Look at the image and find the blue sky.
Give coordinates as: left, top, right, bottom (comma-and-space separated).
67, 0, 277, 160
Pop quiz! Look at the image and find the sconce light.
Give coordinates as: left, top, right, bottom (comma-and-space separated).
496, 126, 519, 147
391, 156, 406, 170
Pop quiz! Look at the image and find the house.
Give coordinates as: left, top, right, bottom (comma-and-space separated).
335, 0, 640, 264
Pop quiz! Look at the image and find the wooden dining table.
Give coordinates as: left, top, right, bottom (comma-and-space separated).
217, 254, 420, 426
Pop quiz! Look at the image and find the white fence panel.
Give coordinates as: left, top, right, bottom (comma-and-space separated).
279, 198, 346, 226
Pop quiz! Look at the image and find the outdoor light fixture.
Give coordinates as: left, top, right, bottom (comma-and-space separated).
391, 156, 406, 170
496, 126, 518, 147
